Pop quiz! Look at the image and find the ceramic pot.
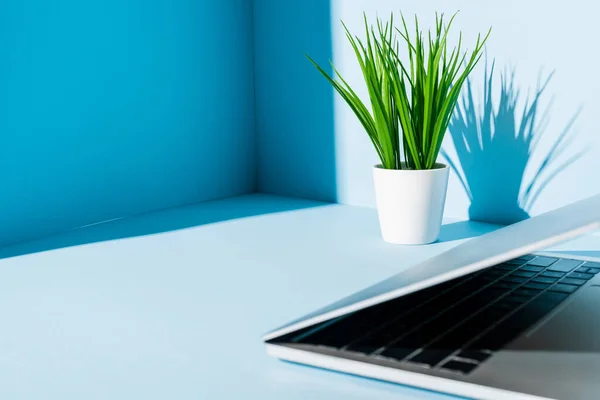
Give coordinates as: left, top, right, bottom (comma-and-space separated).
373, 163, 449, 245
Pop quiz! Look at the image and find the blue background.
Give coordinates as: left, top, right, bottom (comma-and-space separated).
2, 0, 600, 248
0, 0, 255, 247
253, 0, 337, 202
0, 2, 598, 398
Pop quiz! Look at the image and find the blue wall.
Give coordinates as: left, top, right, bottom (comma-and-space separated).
253, 0, 337, 202
0, 0, 255, 247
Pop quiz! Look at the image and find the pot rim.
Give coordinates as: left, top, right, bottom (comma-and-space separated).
373, 162, 448, 172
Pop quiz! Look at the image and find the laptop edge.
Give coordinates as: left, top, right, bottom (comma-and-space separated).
264, 194, 600, 342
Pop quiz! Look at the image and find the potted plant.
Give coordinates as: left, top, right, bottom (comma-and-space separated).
307, 13, 490, 244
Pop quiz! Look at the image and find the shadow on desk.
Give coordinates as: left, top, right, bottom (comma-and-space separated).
437, 220, 501, 243
0, 194, 327, 260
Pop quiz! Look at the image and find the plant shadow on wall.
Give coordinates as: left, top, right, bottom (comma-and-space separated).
442, 61, 586, 225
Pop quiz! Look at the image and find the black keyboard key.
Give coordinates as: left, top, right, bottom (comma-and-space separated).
346, 320, 406, 352
486, 305, 511, 318
458, 279, 486, 290
511, 271, 536, 278
437, 289, 470, 304
576, 267, 590, 273
478, 275, 497, 282
494, 300, 520, 312
561, 278, 586, 286
583, 262, 600, 274
589, 268, 600, 275
433, 327, 470, 348
470, 273, 493, 282
492, 282, 517, 290
535, 291, 569, 308
549, 283, 578, 294
520, 265, 544, 272
513, 288, 542, 297
502, 296, 526, 305
469, 330, 516, 351
526, 297, 560, 313
460, 317, 490, 332
528, 256, 558, 267
509, 294, 532, 303
547, 259, 583, 272
440, 360, 477, 374
448, 299, 482, 316
457, 350, 491, 363
512, 304, 549, 325
532, 276, 558, 284
485, 268, 506, 276
345, 321, 404, 352
478, 287, 509, 300
517, 255, 536, 261
502, 276, 528, 284
378, 346, 414, 361
463, 313, 499, 330
523, 282, 550, 290
346, 344, 381, 354
505, 259, 527, 266
495, 263, 518, 271
390, 325, 439, 348
409, 349, 454, 366
540, 271, 565, 278
568, 272, 593, 280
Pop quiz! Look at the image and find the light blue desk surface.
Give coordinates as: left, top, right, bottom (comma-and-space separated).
0, 194, 597, 399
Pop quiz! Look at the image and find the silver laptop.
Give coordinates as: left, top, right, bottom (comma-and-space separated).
263, 194, 600, 400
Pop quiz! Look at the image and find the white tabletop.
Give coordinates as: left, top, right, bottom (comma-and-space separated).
0, 194, 597, 399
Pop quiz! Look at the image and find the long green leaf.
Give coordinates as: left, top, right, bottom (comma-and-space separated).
307, 13, 490, 170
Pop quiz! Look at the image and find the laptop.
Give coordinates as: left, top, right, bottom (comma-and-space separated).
263, 194, 600, 400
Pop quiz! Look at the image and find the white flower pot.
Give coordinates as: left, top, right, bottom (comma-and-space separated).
373, 163, 449, 245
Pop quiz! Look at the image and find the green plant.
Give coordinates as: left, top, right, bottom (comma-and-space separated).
307, 13, 490, 170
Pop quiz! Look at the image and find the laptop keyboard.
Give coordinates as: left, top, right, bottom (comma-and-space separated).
283, 255, 600, 375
